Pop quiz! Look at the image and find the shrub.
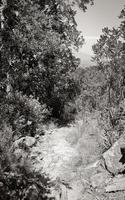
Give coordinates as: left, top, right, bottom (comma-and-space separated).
98, 101, 125, 152
0, 92, 50, 139
0, 171, 55, 200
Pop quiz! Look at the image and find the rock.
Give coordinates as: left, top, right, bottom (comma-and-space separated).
59, 184, 68, 200
82, 192, 100, 200
67, 180, 84, 200
79, 159, 108, 183
91, 172, 111, 188
11, 127, 125, 200
13, 136, 36, 149
103, 135, 125, 174
105, 175, 125, 192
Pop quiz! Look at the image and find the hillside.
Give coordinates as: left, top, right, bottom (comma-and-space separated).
0, 1, 125, 199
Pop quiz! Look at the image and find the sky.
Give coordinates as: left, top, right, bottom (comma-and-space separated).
75, 0, 125, 59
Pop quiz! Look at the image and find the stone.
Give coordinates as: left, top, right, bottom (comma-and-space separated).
11, 126, 125, 200
82, 192, 100, 200
103, 135, 125, 174
91, 172, 111, 188
79, 159, 107, 183
67, 180, 84, 200
105, 175, 125, 192
13, 136, 36, 149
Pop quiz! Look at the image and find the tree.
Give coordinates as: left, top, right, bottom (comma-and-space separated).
92, 6, 125, 134
1, 0, 94, 124
92, 12, 125, 108
119, 5, 125, 39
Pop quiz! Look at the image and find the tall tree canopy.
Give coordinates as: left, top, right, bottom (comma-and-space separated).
91, 6, 125, 134
92, 6, 125, 108
1, 0, 93, 130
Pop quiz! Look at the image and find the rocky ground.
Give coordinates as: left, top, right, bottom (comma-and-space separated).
11, 114, 125, 200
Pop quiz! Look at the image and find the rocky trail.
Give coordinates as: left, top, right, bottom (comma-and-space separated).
11, 115, 125, 200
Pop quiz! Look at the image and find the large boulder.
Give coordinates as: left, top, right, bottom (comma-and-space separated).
105, 175, 125, 192
13, 136, 36, 148
79, 158, 112, 191
103, 135, 125, 174
90, 171, 111, 188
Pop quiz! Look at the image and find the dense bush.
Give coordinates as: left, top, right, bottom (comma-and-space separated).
0, 171, 55, 200
0, 92, 49, 139
1, 0, 93, 127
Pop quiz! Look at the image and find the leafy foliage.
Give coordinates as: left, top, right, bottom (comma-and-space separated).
91, 7, 125, 149
92, 22, 125, 107
75, 6, 125, 151
0, 171, 55, 200
1, 0, 93, 124
0, 0, 94, 199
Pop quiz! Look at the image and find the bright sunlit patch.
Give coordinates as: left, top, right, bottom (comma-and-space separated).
84, 36, 99, 40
